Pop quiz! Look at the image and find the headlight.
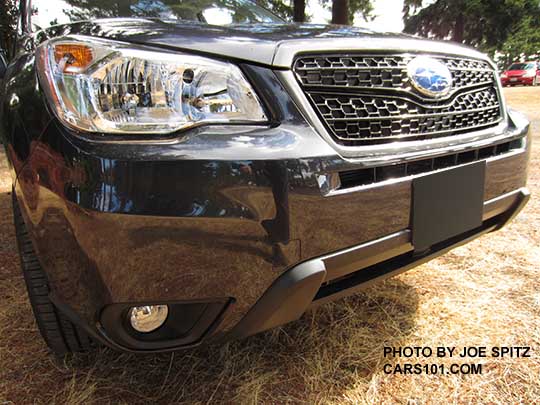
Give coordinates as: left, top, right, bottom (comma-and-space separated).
501, 73, 508, 79
37, 37, 267, 135
523, 70, 536, 78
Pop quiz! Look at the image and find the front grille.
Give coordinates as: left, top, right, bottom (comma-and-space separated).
293, 54, 504, 146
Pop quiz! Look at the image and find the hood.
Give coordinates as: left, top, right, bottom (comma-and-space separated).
41, 18, 488, 67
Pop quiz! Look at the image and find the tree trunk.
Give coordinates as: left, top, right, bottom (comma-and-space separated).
452, 12, 464, 43
293, 0, 306, 23
332, 0, 349, 25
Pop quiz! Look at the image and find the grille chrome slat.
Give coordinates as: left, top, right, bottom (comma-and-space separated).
300, 81, 495, 94
325, 106, 501, 122
295, 66, 494, 72
329, 120, 504, 143
293, 53, 503, 146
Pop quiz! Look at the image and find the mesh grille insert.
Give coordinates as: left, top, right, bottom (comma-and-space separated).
293, 54, 503, 146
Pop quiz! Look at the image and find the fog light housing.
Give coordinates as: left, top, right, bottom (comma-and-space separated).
129, 305, 169, 333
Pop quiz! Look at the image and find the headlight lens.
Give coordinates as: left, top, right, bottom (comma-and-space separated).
37, 37, 267, 134
523, 70, 536, 78
501, 73, 507, 79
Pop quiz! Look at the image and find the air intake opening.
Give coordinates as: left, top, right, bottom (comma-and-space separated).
338, 139, 522, 190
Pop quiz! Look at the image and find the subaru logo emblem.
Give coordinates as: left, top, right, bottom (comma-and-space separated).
407, 56, 452, 98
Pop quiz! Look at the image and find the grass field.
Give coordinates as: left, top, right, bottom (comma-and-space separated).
0, 87, 539, 404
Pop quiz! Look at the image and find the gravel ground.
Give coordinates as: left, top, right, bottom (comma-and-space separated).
0, 87, 539, 404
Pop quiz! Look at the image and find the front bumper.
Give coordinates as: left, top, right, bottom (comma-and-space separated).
501, 77, 535, 86
48, 185, 530, 352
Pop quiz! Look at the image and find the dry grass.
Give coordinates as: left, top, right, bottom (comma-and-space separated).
1, 87, 539, 404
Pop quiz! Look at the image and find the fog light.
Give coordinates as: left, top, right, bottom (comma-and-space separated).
129, 305, 168, 333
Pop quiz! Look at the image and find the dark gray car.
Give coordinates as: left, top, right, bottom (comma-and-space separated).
0, 0, 530, 355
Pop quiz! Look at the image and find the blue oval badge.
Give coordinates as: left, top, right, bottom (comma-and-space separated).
407, 56, 452, 97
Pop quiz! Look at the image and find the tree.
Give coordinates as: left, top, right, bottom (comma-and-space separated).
293, 0, 306, 22
256, 0, 293, 20
321, 0, 372, 25
403, 0, 488, 44
348, 0, 373, 25
0, 0, 18, 58
403, 0, 540, 55
332, 0, 349, 24
500, 14, 540, 67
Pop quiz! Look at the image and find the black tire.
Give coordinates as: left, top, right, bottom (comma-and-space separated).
12, 191, 93, 355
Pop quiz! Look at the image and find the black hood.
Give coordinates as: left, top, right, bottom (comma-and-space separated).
41, 18, 414, 66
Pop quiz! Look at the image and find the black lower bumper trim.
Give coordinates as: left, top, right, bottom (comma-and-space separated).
227, 260, 327, 340
311, 187, 530, 307
228, 187, 529, 339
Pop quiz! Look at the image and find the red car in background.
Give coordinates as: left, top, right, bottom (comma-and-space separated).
501, 62, 540, 86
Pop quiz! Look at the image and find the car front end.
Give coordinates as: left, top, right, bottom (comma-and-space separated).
1, 3, 530, 354
501, 72, 535, 86
501, 62, 539, 86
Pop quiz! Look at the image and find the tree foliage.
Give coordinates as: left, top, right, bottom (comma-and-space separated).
320, 0, 372, 24
403, 0, 540, 60
0, 0, 18, 57
500, 14, 540, 67
256, 0, 293, 20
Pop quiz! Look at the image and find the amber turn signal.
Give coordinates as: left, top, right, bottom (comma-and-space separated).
53, 44, 94, 73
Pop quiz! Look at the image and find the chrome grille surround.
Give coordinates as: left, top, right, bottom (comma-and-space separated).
293, 53, 504, 146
